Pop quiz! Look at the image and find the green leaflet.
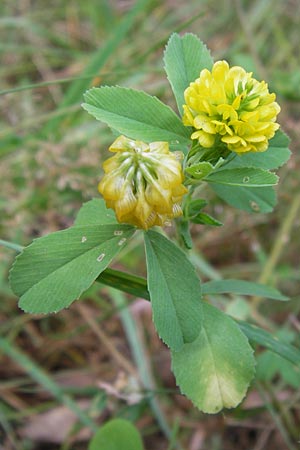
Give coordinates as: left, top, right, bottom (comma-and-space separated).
144, 230, 202, 351
205, 168, 278, 187
211, 183, 276, 213
88, 419, 144, 450
185, 161, 215, 180
178, 219, 193, 250
202, 279, 289, 301
185, 198, 208, 217
171, 302, 255, 413
82, 86, 191, 151
190, 212, 223, 226
163, 33, 213, 115
221, 130, 291, 171
10, 224, 135, 314
209, 130, 291, 213
74, 198, 117, 226
206, 168, 278, 214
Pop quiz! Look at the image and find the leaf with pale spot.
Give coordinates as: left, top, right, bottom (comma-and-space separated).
171, 302, 255, 413
205, 168, 278, 187
211, 183, 276, 213
210, 130, 290, 213
10, 224, 135, 314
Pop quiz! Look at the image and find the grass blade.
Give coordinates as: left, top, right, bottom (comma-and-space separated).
0, 336, 97, 431
44, 0, 151, 134
238, 321, 300, 366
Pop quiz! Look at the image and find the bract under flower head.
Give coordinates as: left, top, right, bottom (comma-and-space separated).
183, 61, 280, 154
98, 136, 187, 229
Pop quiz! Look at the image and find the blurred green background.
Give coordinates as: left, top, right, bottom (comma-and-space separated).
1, 1, 300, 449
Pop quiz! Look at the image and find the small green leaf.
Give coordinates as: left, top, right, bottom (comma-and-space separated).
171, 302, 255, 413
205, 168, 278, 187
238, 321, 300, 367
186, 198, 208, 217
144, 230, 202, 351
208, 131, 290, 213
222, 130, 291, 171
74, 198, 117, 226
191, 212, 223, 227
202, 279, 288, 301
185, 161, 214, 180
88, 419, 144, 450
164, 33, 213, 115
82, 87, 191, 150
10, 224, 135, 314
211, 183, 276, 213
178, 220, 193, 250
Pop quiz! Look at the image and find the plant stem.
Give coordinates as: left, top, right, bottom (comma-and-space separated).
0, 239, 24, 253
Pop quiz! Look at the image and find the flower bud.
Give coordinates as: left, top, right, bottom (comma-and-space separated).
99, 136, 187, 229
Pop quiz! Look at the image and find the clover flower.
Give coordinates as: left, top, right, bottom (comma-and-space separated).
98, 136, 187, 229
183, 60, 280, 154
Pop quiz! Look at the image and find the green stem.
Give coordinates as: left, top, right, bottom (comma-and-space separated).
97, 268, 150, 300
0, 239, 24, 252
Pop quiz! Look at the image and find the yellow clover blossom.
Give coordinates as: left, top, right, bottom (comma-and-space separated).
98, 135, 187, 230
183, 60, 280, 154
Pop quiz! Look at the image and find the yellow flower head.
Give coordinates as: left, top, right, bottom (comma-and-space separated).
183, 61, 280, 154
98, 136, 187, 230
